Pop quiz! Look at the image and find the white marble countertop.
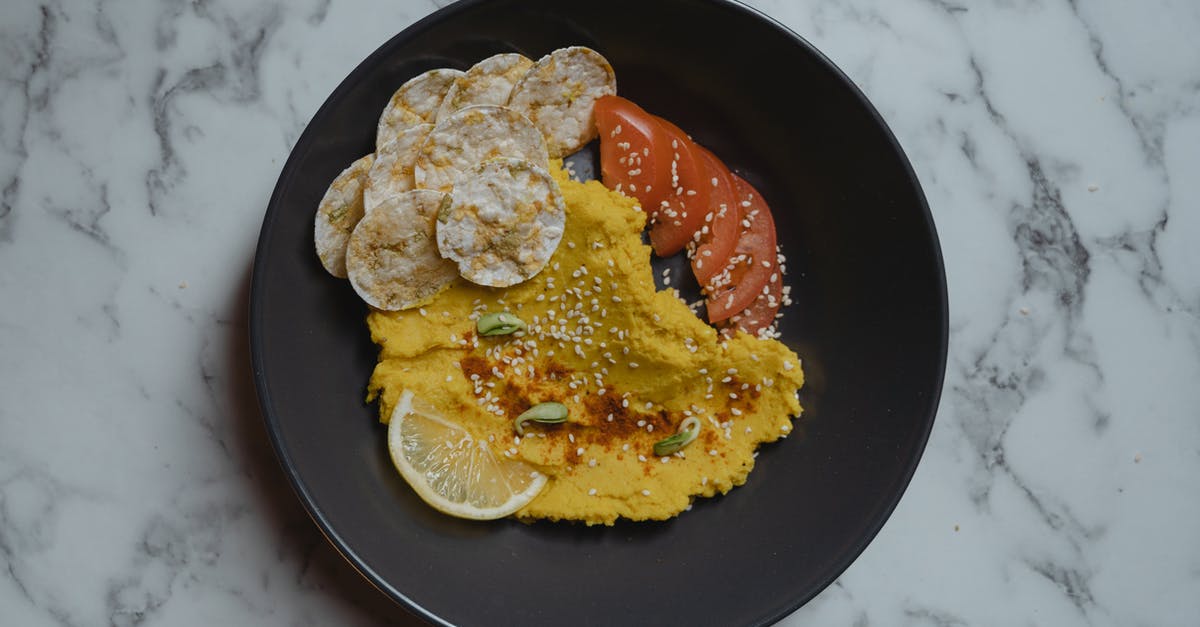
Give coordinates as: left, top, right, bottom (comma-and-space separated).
2, 0, 1198, 625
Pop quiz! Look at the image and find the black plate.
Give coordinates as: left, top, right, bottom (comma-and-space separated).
251, 1, 947, 624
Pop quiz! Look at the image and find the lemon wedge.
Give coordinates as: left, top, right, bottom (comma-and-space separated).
386, 390, 547, 520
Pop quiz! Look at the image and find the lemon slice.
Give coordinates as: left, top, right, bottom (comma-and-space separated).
386, 390, 547, 520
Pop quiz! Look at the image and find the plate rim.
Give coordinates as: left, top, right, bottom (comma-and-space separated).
249, 0, 949, 624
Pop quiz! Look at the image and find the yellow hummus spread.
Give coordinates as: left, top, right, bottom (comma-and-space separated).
366, 162, 804, 525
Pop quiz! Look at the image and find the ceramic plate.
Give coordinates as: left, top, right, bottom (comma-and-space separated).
251, 1, 947, 624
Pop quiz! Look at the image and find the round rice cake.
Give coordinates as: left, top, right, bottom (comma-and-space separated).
364, 123, 433, 212
434, 53, 534, 122
436, 158, 565, 287
507, 46, 616, 158
376, 68, 464, 147
414, 105, 549, 193
314, 153, 375, 278
346, 189, 459, 311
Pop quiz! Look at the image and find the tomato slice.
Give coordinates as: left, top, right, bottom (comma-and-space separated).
721, 257, 783, 336
646, 117, 709, 256
689, 146, 740, 284
704, 174, 778, 323
594, 96, 673, 217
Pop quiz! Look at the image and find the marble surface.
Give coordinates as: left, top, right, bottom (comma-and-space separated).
1, 0, 1197, 624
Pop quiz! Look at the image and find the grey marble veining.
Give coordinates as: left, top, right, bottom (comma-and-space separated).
1, 0, 1197, 625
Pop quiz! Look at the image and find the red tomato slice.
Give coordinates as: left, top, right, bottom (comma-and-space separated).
721, 257, 783, 336
689, 146, 741, 284
646, 117, 710, 256
594, 96, 673, 217
704, 174, 778, 323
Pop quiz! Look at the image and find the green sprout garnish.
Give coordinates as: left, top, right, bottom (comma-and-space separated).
653, 417, 702, 456
476, 311, 527, 337
514, 402, 568, 436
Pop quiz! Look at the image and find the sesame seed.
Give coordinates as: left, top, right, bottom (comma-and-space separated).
588, 488, 598, 496
588, 458, 598, 467
638, 455, 647, 462
642, 489, 651, 496
577, 447, 585, 456
629, 362, 639, 369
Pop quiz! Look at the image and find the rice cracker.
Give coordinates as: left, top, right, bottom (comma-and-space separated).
435, 158, 565, 287
314, 153, 375, 278
365, 123, 434, 212
507, 46, 616, 158
414, 105, 548, 193
376, 68, 463, 147
434, 53, 534, 122
346, 189, 459, 311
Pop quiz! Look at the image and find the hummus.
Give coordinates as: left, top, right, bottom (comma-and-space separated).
366, 162, 804, 525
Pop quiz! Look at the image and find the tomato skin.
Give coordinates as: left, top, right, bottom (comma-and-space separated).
597, 96, 784, 331
646, 117, 709, 256
721, 258, 782, 336
689, 146, 740, 284
594, 96, 673, 217
704, 174, 778, 323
